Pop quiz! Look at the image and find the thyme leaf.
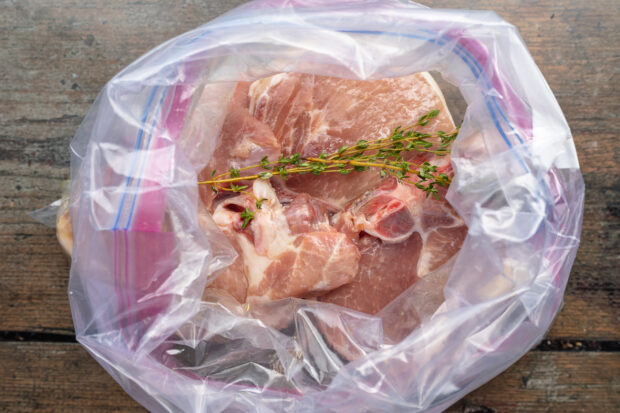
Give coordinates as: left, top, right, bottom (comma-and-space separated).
198, 109, 459, 230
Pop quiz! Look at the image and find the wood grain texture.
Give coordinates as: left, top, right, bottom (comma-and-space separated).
0, 342, 617, 412
0, 342, 144, 412
0, 0, 618, 411
1, 0, 617, 340
0, 0, 246, 334
446, 350, 620, 412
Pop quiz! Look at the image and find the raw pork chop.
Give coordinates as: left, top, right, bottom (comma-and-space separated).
197, 82, 281, 209
319, 233, 424, 315
319, 177, 467, 314
334, 177, 425, 244
210, 181, 360, 302
198, 72, 464, 315
248, 72, 455, 208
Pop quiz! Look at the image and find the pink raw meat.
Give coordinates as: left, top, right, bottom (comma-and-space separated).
319, 233, 423, 315
208, 247, 248, 303
320, 177, 466, 314
198, 72, 465, 316
334, 177, 425, 244
251, 231, 360, 300
283, 192, 333, 234
248, 72, 455, 208
198, 82, 281, 209
209, 181, 360, 302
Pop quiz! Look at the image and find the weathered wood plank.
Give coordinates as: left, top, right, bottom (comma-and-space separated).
446, 351, 620, 412
0, 342, 617, 412
0, 0, 618, 340
0, 0, 249, 332
0, 342, 145, 412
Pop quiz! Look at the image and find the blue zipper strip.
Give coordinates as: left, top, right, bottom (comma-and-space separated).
124, 85, 170, 230
112, 85, 159, 230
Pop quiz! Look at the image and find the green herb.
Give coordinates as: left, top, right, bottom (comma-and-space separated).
260, 156, 272, 170
230, 183, 248, 192
240, 208, 254, 229
198, 110, 459, 227
255, 198, 267, 209
417, 109, 440, 126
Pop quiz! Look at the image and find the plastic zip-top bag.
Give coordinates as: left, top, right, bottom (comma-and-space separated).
54, 0, 584, 411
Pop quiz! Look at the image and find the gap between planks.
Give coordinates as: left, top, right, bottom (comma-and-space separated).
1, 331, 618, 352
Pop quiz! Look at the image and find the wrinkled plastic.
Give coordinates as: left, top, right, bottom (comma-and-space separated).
62, 0, 584, 411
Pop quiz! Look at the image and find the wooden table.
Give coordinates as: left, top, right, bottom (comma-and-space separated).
1, 0, 618, 411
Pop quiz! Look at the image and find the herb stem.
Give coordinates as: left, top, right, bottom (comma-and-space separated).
199, 175, 261, 185
199, 109, 458, 209
306, 157, 417, 173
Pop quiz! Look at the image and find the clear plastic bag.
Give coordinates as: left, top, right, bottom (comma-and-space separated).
60, 0, 584, 411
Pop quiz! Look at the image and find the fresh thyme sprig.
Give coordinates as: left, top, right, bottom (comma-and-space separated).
200, 110, 458, 225
240, 208, 254, 229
